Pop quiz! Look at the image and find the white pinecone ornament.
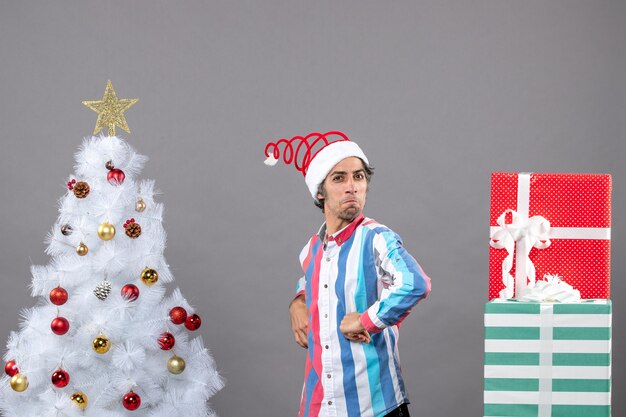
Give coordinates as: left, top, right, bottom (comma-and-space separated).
93, 280, 112, 300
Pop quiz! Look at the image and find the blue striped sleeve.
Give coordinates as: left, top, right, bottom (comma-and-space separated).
296, 239, 312, 298
295, 276, 306, 297
361, 230, 430, 333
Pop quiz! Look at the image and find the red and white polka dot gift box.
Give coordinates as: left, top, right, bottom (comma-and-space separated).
488, 172, 611, 300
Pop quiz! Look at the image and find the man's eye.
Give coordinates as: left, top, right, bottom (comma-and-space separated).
333, 176, 343, 181
355, 174, 364, 180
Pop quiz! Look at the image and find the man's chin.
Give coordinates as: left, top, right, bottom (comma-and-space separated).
340, 208, 361, 221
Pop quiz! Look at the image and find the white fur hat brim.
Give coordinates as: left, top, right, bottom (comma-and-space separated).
304, 141, 368, 200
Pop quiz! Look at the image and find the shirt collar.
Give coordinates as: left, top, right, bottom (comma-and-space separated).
318, 214, 365, 246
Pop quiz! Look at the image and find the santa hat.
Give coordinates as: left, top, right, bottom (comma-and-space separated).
264, 131, 369, 200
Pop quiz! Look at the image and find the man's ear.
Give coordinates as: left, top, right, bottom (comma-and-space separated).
316, 193, 324, 202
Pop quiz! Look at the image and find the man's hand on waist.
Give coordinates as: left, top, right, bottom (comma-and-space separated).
340, 312, 371, 344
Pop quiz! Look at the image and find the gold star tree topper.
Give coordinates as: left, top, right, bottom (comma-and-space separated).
83, 80, 138, 136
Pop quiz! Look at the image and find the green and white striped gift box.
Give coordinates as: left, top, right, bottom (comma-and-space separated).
484, 300, 611, 417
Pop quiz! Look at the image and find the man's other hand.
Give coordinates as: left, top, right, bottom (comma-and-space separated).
289, 295, 309, 349
340, 312, 371, 344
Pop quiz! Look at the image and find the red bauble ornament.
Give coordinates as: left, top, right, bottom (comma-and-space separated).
185, 314, 202, 331
121, 284, 140, 301
51, 369, 70, 388
158, 332, 175, 350
51, 317, 70, 335
122, 391, 141, 411
49, 287, 68, 306
5, 360, 19, 377
169, 307, 187, 325
107, 169, 126, 186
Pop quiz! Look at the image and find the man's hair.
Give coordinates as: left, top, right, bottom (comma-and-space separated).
314, 158, 374, 211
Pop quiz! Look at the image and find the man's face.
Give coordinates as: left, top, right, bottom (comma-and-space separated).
317, 157, 368, 225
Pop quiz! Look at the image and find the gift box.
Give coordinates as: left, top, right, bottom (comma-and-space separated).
489, 173, 611, 300
484, 300, 612, 417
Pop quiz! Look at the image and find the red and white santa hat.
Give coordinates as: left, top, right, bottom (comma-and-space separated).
264, 131, 369, 200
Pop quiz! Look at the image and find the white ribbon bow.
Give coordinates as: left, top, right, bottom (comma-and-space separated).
517, 274, 581, 303
490, 209, 551, 298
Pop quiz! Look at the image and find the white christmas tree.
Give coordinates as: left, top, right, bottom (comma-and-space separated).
0, 81, 223, 417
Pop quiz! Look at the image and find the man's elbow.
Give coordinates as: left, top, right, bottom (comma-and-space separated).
408, 271, 431, 302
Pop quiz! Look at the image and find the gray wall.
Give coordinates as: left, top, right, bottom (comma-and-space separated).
1, 1, 624, 416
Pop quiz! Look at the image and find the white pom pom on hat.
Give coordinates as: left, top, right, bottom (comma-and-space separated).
264, 131, 368, 200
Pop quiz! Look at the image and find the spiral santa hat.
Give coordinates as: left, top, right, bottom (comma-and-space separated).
264, 131, 369, 200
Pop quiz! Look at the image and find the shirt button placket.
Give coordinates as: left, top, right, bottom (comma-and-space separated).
321, 247, 336, 416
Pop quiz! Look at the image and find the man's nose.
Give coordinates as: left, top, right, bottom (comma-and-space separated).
345, 177, 356, 193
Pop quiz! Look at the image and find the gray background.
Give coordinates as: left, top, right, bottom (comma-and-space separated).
1, 1, 624, 416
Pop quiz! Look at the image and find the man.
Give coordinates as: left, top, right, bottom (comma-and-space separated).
265, 132, 431, 417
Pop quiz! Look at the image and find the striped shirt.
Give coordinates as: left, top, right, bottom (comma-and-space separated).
296, 214, 431, 417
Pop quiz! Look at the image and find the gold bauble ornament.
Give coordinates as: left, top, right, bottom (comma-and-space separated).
70, 391, 88, 411
10, 373, 28, 392
167, 355, 186, 374
97, 222, 116, 240
135, 197, 146, 212
76, 242, 89, 256
92, 334, 111, 354
140, 267, 158, 287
